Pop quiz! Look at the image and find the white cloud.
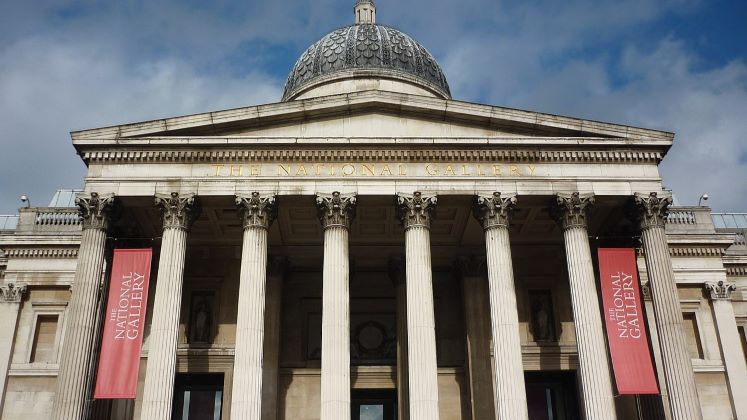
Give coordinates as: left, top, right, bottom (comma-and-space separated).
0, 35, 282, 213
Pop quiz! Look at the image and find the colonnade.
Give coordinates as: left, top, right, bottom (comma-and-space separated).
49, 190, 709, 420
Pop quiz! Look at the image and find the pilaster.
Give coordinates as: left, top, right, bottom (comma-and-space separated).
396, 192, 439, 420
632, 192, 703, 420
53, 192, 114, 420
389, 256, 409, 420
552, 192, 617, 420
705, 281, 747, 419
141, 192, 198, 420
316, 192, 356, 420
0, 283, 27, 415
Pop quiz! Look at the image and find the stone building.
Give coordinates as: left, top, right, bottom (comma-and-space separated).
1, 2, 746, 419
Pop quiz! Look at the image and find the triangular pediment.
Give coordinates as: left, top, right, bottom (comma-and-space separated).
71, 90, 673, 143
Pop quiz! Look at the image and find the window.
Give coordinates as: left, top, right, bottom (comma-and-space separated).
26, 301, 67, 365
682, 313, 704, 359
30, 314, 59, 363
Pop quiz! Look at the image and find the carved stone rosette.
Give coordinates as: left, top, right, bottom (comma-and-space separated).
155, 192, 200, 230
631, 192, 673, 230
705, 281, 736, 301
316, 191, 357, 230
396, 191, 437, 230
474, 192, 517, 230
0, 282, 27, 303
75, 192, 114, 230
236, 192, 277, 230
551, 192, 595, 230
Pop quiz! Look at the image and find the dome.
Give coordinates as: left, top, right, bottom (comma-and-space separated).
282, 23, 451, 101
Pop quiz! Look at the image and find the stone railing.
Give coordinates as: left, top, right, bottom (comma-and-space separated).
735, 233, 746, 246
665, 206, 716, 234
17, 207, 81, 234
667, 209, 697, 225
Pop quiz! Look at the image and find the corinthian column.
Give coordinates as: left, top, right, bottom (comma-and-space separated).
53, 192, 114, 420
141, 192, 199, 420
552, 192, 616, 420
473, 192, 527, 420
316, 191, 356, 420
396, 191, 439, 420
231, 192, 276, 420
705, 281, 747, 419
0, 282, 27, 415
632, 192, 702, 420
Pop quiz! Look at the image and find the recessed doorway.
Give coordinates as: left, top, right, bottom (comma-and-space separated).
172, 373, 224, 420
352, 389, 397, 420
525, 371, 580, 420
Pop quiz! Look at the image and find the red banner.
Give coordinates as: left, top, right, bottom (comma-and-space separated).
94, 249, 152, 399
598, 248, 659, 395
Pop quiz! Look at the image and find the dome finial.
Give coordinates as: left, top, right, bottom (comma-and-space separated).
354, 0, 376, 24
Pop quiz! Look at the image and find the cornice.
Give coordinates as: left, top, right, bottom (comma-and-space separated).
725, 266, 747, 277
71, 90, 674, 142
80, 147, 664, 165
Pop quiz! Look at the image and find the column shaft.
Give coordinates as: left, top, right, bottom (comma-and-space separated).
316, 191, 356, 420
485, 226, 528, 420
53, 226, 108, 420
405, 225, 439, 420
564, 225, 617, 420
320, 225, 351, 420
640, 226, 702, 420
231, 226, 269, 419
140, 226, 187, 419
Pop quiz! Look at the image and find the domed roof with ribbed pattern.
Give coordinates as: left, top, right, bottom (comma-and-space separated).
282, 23, 451, 101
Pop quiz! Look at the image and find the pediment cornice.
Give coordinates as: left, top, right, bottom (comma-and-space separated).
71, 90, 674, 145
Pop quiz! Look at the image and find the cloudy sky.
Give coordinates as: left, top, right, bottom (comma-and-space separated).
1, 0, 745, 213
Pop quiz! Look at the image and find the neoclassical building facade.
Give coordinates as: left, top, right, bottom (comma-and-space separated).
1, 2, 746, 419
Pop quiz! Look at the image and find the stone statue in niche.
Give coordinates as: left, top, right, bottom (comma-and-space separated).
189, 292, 214, 344
530, 290, 556, 342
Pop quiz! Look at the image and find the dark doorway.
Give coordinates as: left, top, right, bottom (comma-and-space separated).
352, 389, 397, 420
525, 371, 580, 420
172, 373, 224, 420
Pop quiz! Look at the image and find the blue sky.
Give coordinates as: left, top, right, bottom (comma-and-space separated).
0, 0, 746, 213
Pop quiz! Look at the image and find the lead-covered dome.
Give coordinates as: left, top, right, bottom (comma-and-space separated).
282, 22, 451, 101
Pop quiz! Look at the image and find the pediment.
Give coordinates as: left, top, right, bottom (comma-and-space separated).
71, 90, 673, 144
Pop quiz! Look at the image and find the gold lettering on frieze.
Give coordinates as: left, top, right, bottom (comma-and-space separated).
209, 163, 542, 178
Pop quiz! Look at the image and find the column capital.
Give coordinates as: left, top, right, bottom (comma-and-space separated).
455, 256, 488, 278
705, 280, 737, 301
388, 255, 406, 286
155, 192, 200, 231
236, 192, 277, 230
551, 192, 595, 230
631, 192, 673, 230
75, 192, 114, 230
397, 191, 437, 230
316, 191, 357, 229
0, 282, 27, 303
473, 192, 517, 230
